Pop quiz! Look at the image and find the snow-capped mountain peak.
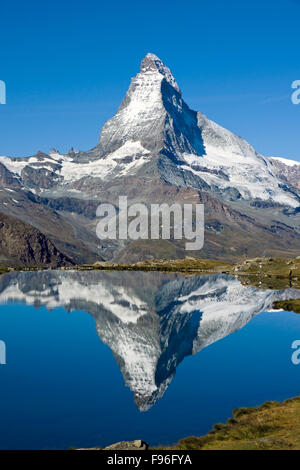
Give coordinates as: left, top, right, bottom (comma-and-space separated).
96, 52, 199, 158
0, 54, 299, 213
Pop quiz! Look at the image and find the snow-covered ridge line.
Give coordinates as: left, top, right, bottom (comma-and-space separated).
0, 141, 150, 182
269, 156, 300, 167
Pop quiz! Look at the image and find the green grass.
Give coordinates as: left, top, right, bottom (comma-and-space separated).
273, 300, 300, 313
89, 257, 233, 273
233, 257, 300, 278
2, 256, 300, 284
0, 267, 10, 275
155, 396, 300, 450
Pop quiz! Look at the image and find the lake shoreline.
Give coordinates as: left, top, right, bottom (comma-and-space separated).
77, 395, 300, 451
2, 256, 300, 292
156, 394, 300, 450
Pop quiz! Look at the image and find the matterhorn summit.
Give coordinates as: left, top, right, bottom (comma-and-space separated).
139, 53, 180, 91
95, 52, 205, 159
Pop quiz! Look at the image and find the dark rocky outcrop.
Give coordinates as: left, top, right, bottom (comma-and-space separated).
0, 212, 74, 267
104, 440, 148, 450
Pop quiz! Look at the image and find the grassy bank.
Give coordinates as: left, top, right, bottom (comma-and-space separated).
157, 396, 300, 450
76, 256, 300, 290
273, 300, 300, 313
85, 256, 300, 278
0, 267, 10, 275
1, 256, 300, 280
1, 256, 300, 291
89, 257, 233, 273
77, 396, 300, 451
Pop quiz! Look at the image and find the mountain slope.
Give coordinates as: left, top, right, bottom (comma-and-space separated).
269, 157, 300, 191
0, 212, 73, 267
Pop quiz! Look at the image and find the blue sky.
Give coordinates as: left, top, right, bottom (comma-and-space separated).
0, 0, 300, 161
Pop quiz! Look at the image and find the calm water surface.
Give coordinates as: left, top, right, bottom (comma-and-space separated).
0, 270, 299, 449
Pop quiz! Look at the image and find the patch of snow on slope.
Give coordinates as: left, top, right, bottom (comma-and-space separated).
269, 156, 300, 167
59, 141, 150, 181
0, 157, 37, 175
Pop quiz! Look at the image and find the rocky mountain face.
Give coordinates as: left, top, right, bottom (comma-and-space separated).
269, 157, 300, 192
0, 269, 299, 410
0, 212, 73, 267
0, 53, 299, 263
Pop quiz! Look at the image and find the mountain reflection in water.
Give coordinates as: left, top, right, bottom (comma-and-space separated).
0, 270, 299, 411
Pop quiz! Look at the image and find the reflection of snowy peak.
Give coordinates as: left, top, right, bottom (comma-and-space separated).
172, 275, 278, 348
0, 270, 299, 410
0, 271, 150, 324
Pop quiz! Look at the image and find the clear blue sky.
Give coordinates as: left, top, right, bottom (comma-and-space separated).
0, 0, 300, 161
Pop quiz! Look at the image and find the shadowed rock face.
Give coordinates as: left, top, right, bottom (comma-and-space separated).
0, 162, 21, 188
0, 270, 299, 410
